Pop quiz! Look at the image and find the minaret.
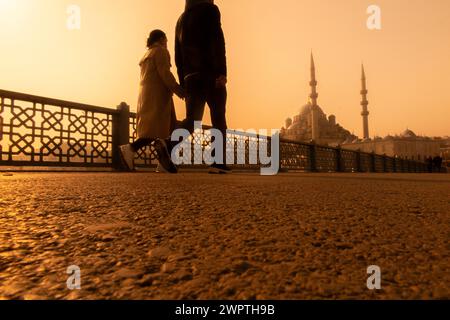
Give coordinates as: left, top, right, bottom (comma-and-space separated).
361, 64, 370, 140
310, 53, 320, 142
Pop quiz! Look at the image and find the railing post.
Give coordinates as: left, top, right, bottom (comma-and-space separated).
309, 143, 317, 172
336, 147, 343, 172
112, 102, 130, 170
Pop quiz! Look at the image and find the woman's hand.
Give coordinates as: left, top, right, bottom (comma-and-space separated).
174, 85, 186, 100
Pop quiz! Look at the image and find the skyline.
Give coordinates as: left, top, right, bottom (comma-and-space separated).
1, 0, 450, 137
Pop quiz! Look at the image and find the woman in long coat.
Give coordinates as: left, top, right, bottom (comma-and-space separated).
120, 30, 184, 173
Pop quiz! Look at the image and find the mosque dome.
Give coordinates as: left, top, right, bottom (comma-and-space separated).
400, 129, 417, 138
343, 136, 354, 144
298, 102, 325, 118
299, 103, 312, 116
285, 117, 293, 129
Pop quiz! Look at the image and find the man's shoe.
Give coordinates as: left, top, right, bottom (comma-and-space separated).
154, 139, 178, 174
119, 144, 135, 170
209, 164, 232, 174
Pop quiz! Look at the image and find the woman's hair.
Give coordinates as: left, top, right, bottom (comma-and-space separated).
147, 30, 166, 48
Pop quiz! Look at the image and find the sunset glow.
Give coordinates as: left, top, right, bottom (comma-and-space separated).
1, 0, 449, 138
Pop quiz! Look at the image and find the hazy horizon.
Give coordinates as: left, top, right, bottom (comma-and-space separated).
1, 0, 449, 138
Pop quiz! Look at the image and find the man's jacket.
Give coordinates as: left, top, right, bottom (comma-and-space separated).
175, 1, 227, 87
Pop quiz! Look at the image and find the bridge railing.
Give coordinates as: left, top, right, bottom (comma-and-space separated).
0, 89, 428, 173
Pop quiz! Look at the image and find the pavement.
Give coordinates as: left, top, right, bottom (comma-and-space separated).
0, 172, 449, 300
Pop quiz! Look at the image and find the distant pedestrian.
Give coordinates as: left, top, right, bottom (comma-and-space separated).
433, 156, 443, 173
426, 156, 433, 173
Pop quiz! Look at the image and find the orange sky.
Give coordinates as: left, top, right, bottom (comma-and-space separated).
1, 0, 449, 137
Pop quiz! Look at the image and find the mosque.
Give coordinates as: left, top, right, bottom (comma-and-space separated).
281, 54, 442, 161
280, 54, 357, 147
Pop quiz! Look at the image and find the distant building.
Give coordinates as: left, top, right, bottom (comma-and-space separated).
280, 54, 357, 146
341, 129, 442, 161
291, 57, 445, 162
440, 137, 450, 167
342, 64, 442, 161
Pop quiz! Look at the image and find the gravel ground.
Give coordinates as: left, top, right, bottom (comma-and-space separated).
0, 172, 449, 300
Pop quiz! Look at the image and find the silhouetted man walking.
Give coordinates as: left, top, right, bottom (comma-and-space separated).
175, 0, 230, 174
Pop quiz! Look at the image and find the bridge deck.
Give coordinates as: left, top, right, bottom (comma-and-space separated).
0, 172, 449, 299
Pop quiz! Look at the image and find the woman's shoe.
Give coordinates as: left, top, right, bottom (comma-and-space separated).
156, 162, 169, 173
119, 144, 135, 170
154, 139, 178, 174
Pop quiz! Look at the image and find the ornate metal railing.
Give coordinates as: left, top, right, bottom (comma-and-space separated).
0, 89, 429, 173
0, 90, 121, 167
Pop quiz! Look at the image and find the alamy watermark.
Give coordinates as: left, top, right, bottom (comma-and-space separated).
65, 4, 380, 32
367, 265, 382, 290
171, 121, 280, 176
67, 265, 81, 290
367, 5, 382, 30
67, 5, 81, 30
